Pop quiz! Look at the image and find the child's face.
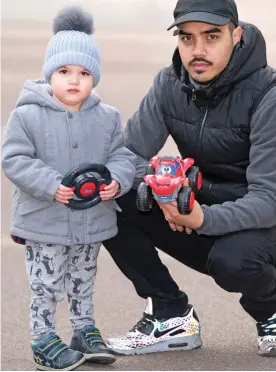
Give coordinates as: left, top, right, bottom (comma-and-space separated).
50, 65, 94, 111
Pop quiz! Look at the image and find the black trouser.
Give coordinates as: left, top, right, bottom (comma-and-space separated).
103, 190, 276, 322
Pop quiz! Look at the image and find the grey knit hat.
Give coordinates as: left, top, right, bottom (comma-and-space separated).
43, 6, 100, 87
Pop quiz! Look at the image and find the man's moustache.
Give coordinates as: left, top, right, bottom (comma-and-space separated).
188, 58, 213, 66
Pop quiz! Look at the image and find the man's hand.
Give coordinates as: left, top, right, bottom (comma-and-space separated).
54, 184, 74, 204
167, 220, 193, 234
100, 180, 120, 200
159, 200, 204, 232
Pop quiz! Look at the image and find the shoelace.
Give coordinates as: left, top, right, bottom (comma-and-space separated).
131, 315, 154, 332
261, 315, 276, 334
259, 314, 276, 342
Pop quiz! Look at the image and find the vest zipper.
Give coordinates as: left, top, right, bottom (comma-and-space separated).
196, 106, 209, 157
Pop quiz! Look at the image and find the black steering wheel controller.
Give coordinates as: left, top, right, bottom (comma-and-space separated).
61, 163, 112, 210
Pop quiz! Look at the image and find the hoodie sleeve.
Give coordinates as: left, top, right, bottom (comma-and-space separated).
125, 68, 170, 188
1, 109, 63, 201
196, 87, 276, 235
105, 110, 136, 197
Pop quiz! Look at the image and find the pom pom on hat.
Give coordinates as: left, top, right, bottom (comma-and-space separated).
53, 6, 94, 35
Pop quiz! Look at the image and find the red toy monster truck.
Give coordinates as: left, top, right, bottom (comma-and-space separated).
136, 155, 202, 215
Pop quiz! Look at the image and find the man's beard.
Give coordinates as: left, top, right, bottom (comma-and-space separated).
193, 73, 216, 85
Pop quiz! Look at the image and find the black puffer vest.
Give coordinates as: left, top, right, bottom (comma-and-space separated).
160, 23, 276, 205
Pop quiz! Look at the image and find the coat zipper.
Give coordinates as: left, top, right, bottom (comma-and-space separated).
196, 106, 209, 158
192, 87, 197, 101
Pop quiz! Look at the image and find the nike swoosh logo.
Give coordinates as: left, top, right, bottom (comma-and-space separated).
154, 325, 183, 338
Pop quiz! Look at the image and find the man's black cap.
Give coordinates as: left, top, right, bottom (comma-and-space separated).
168, 0, 239, 30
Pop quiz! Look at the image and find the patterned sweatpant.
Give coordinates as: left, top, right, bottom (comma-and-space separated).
25, 240, 101, 340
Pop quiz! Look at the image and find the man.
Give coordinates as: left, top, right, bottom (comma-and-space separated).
103, 0, 276, 357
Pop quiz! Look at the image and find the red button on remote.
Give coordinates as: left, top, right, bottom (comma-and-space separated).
80, 182, 96, 196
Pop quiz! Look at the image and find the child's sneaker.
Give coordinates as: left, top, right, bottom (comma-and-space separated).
31, 332, 85, 371
257, 313, 276, 357
71, 325, 116, 364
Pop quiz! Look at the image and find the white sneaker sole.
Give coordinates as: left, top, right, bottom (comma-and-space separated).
258, 346, 276, 357
110, 334, 202, 356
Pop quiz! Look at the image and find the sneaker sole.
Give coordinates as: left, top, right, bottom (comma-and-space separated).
259, 347, 276, 357
85, 353, 116, 364
111, 334, 202, 356
35, 355, 86, 371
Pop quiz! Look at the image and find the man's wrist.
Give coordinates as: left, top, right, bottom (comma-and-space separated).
195, 206, 208, 234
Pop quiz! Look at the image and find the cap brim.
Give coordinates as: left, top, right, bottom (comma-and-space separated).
167, 11, 230, 30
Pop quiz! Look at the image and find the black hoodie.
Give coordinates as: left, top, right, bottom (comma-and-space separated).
125, 22, 276, 236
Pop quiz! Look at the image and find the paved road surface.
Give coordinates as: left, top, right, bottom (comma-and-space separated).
1, 1, 275, 370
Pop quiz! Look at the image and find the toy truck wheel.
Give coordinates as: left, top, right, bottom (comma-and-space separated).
146, 164, 155, 175
186, 166, 202, 194
177, 186, 195, 215
136, 182, 153, 212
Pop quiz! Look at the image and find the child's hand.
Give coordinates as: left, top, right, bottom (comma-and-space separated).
100, 180, 120, 200
54, 184, 75, 204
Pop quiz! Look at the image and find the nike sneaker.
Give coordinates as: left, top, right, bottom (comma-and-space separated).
257, 313, 276, 357
107, 298, 202, 355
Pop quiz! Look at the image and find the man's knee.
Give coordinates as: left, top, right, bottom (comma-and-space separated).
206, 242, 271, 296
